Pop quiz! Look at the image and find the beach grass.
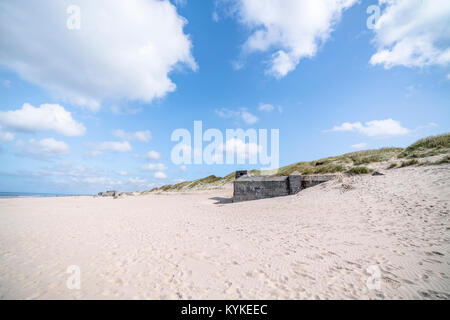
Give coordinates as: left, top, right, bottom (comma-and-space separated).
143, 134, 449, 193
399, 133, 450, 159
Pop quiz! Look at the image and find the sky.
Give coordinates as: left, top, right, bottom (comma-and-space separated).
0, 0, 449, 194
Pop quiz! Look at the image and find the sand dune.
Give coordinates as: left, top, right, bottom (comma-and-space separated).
0, 164, 449, 299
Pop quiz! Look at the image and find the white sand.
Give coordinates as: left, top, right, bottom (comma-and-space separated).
0, 165, 449, 300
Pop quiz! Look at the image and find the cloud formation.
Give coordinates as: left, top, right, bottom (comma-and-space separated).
0, 0, 197, 110
141, 163, 168, 172
232, 0, 357, 78
154, 171, 168, 179
258, 103, 275, 112
258, 102, 282, 113
0, 126, 14, 142
350, 143, 368, 149
330, 119, 409, 137
113, 130, 152, 143
215, 108, 259, 125
144, 151, 161, 161
98, 141, 133, 153
88, 141, 133, 156
0, 103, 86, 137
19, 138, 69, 158
370, 0, 450, 69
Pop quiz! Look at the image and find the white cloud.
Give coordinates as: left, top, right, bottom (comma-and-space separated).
350, 143, 368, 149
145, 150, 161, 161
110, 104, 142, 115
0, 103, 86, 136
215, 108, 259, 125
118, 170, 128, 176
330, 119, 410, 137
0, 126, 14, 142
232, 0, 357, 78
258, 103, 275, 112
113, 130, 151, 142
215, 108, 240, 119
20, 138, 69, 157
29, 162, 158, 192
0, 0, 197, 111
154, 171, 168, 179
74, 176, 124, 188
141, 163, 168, 172
370, 0, 450, 69
231, 60, 245, 71
128, 177, 148, 186
212, 11, 220, 22
100, 141, 132, 153
447, 74, 450, 80
179, 165, 187, 172
258, 102, 282, 113
91, 141, 133, 155
241, 111, 259, 125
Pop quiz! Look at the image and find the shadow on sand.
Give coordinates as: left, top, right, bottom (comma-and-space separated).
210, 197, 233, 205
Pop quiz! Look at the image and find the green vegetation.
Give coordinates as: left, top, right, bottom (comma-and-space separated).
345, 148, 402, 165
273, 147, 400, 176
399, 133, 450, 159
400, 159, 419, 167
387, 163, 397, 169
274, 162, 346, 176
346, 166, 372, 175
419, 156, 450, 166
188, 175, 223, 189
146, 175, 224, 193
141, 134, 449, 194
436, 156, 450, 164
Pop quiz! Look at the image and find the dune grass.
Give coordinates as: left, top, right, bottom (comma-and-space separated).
188, 175, 223, 189
142, 134, 449, 193
399, 133, 450, 159
387, 163, 397, 169
272, 147, 400, 176
346, 166, 373, 175
400, 159, 420, 167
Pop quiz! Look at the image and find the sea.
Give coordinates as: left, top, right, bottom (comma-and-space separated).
0, 192, 85, 198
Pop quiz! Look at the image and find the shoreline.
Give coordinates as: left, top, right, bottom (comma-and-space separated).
0, 194, 90, 199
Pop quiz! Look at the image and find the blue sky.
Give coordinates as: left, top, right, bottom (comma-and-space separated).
0, 0, 449, 194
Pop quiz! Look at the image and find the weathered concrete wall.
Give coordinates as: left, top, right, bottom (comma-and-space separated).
233, 176, 289, 202
301, 175, 335, 189
288, 174, 303, 194
233, 173, 335, 202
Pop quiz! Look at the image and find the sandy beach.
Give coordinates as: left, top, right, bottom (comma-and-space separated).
0, 164, 449, 300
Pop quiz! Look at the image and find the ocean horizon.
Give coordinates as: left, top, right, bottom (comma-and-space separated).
0, 191, 87, 198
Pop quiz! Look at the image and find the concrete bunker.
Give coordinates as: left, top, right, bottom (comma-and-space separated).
233, 171, 335, 202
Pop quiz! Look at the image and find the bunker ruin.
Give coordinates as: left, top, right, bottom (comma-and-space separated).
233, 171, 334, 202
